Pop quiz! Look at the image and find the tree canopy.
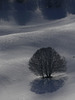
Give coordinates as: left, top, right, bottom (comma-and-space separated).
29, 47, 66, 78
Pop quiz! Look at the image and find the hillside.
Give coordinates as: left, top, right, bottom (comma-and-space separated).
0, 0, 75, 100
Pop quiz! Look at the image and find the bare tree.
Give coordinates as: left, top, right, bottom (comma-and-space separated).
29, 47, 66, 78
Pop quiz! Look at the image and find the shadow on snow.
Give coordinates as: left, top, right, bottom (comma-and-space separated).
30, 76, 66, 94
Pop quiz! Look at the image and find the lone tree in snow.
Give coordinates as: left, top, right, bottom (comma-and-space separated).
29, 47, 66, 78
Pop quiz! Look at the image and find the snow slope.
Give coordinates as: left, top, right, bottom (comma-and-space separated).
0, 1, 75, 99
0, 13, 75, 100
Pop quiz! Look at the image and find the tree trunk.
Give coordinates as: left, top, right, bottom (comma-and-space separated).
45, 74, 52, 78
49, 74, 52, 79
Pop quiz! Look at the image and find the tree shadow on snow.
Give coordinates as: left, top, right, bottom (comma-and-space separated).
30, 77, 66, 94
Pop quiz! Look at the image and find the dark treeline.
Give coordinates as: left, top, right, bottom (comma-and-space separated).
0, 0, 38, 24
0, 0, 75, 25
0, 0, 75, 12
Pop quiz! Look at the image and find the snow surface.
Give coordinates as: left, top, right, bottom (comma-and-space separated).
0, 2, 75, 100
